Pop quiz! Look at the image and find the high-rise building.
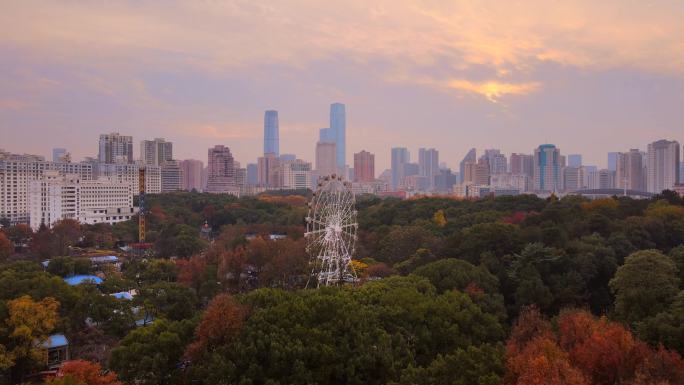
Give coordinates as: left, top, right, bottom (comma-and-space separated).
567, 154, 582, 168
588, 169, 616, 190
462, 159, 489, 186
391, 147, 410, 190
354, 150, 375, 182
459, 148, 476, 183
264, 110, 279, 156
418, 148, 439, 190
206, 145, 237, 194
330, 103, 346, 168
563, 166, 585, 192
52, 148, 67, 163
281, 159, 312, 190
607, 152, 619, 171
616, 149, 644, 191
434, 169, 458, 192
482, 149, 507, 175
161, 160, 183, 192
257, 153, 281, 187
95, 163, 161, 194
533, 144, 562, 192
1, 158, 93, 225
98, 133, 133, 164
647, 139, 680, 193
141, 138, 173, 166
510, 153, 534, 177
180, 159, 204, 192
28, 171, 136, 231
280, 154, 296, 162
319, 128, 334, 143
246, 163, 258, 186
316, 142, 338, 177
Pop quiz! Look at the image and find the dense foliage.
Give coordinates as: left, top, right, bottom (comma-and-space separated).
0, 191, 683, 384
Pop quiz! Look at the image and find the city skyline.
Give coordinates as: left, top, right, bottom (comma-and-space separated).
2, 2, 684, 171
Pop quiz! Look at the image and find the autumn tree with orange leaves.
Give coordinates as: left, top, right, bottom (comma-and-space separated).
50, 360, 121, 385
505, 307, 684, 385
184, 294, 247, 361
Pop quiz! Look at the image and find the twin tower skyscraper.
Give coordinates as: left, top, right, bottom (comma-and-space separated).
263, 103, 346, 169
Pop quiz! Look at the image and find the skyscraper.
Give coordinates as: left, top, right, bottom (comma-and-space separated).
98, 133, 133, 164
246, 163, 258, 186
354, 150, 375, 182
567, 154, 582, 168
206, 145, 237, 194
616, 149, 644, 191
264, 110, 279, 156
510, 153, 534, 177
319, 128, 334, 143
418, 148, 439, 190
533, 144, 562, 192
482, 149, 507, 175
257, 153, 281, 187
459, 148, 476, 183
180, 159, 204, 192
161, 160, 183, 192
330, 103, 346, 168
391, 147, 410, 190
316, 142, 338, 177
647, 139, 680, 193
140, 138, 173, 166
607, 152, 619, 171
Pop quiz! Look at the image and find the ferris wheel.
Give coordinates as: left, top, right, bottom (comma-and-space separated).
305, 174, 358, 287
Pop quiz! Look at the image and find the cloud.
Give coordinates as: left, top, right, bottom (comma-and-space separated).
446, 80, 542, 102
0, 99, 30, 110
2, 1, 683, 80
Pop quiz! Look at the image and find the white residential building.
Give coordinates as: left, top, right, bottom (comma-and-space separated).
161, 160, 183, 192
281, 159, 312, 190
29, 171, 136, 230
95, 163, 161, 194
0, 158, 93, 225
647, 140, 680, 193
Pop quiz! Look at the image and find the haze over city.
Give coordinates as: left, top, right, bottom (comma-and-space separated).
2, 1, 684, 170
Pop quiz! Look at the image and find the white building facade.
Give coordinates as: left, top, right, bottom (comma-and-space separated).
28, 171, 136, 230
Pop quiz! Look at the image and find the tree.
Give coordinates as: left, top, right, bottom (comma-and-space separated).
137, 281, 197, 321
455, 223, 523, 264
609, 250, 680, 325
432, 210, 447, 228
184, 294, 247, 360
52, 219, 82, 256
52, 360, 122, 385
109, 318, 196, 385
0, 296, 59, 381
393, 344, 504, 385
0, 231, 12, 262
505, 336, 587, 385
47, 257, 92, 277
669, 246, 684, 289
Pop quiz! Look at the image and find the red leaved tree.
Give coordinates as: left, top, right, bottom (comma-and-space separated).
54, 360, 121, 385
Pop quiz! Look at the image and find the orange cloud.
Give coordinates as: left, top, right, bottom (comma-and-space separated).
1, 0, 683, 97
446, 79, 542, 102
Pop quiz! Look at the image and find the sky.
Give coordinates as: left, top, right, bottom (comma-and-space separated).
1, 0, 684, 171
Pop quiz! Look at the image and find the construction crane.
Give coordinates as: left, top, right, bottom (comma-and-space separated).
130, 166, 152, 257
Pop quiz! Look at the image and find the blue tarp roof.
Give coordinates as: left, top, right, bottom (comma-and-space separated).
42, 334, 68, 348
90, 255, 118, 263
63, 275, 103, 285
111, 292, 133, 300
